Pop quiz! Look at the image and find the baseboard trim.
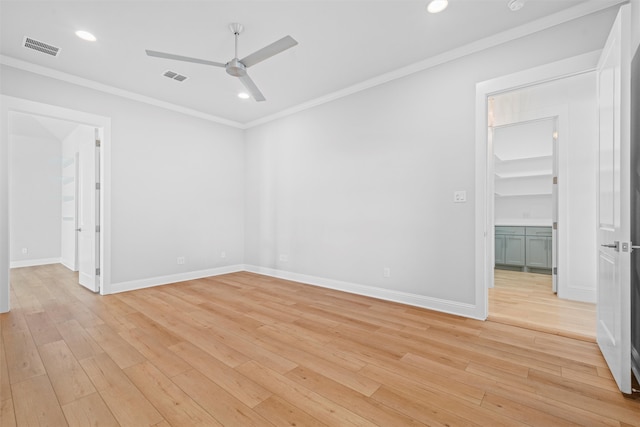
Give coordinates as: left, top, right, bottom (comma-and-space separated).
107, 264, 481, 319
559, 287, 596, 304
243, 265, 482, 320
108, 264, 245, 294
10, 258, 62, 269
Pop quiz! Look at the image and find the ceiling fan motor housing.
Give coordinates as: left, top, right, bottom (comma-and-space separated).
226, 58, 247, 77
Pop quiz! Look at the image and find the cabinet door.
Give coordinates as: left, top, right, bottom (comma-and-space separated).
504, 235, 525, 266
526, 236, 550, 268
495, 235, 506, 265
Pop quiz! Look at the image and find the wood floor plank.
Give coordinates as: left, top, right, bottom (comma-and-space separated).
11, 375, 67, 426
124, 361, 224, 427
0, 335, 11, 402
80, 353, 164, 427
253, 394, 327, 427
3, 330, 46, 384
5, 264, 639, 427
481, 392, 582, 426
61, 392, 119, 427
24, 311, 63, 346
490, 269, 596, 341
169, 341, 272, 408
237, 360, 377, 427
0, 399, 16, 427
118, 328, 191, 378
38, 340, 96, 405
171, 368, 273, 426
55, 319, 105, 361
285, 365, 424, 426
85, 323, 146, 369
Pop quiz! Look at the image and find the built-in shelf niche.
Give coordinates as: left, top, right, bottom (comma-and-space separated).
493, 120, 554, 224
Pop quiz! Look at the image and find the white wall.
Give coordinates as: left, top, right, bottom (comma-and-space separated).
9, 132, 62, 266
244, 8, 616, 315
0, 66, 245, 295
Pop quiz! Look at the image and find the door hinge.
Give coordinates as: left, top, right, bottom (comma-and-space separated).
553, 177, 558, 185
95, 225, 100, 232
553, 267, 557, 275
553, 222, 558, 230
95, 139, 101, 148
95, 268, 100, 276
95, 183, 100, 190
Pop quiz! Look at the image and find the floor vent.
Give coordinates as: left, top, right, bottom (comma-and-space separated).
163, 70, 188, 82
23, 37, 60, 56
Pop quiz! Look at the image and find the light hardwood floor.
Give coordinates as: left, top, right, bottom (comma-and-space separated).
1, 264, 639, 426
489, 269, 597, 342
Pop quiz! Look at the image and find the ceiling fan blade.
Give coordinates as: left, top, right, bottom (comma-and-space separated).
238, 74, 266, 102
240, 35, 298, 68
145, 50, 225, 67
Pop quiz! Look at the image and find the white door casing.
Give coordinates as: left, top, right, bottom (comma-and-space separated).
596, 5, 632, 394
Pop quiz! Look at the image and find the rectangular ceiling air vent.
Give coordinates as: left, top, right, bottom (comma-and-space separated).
23, 37, 60, 57
163, 70, 188, 82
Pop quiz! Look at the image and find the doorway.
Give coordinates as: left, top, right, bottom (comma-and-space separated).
0, 96, 111, 312
474, 52, 602, 330
8, 112, 101, 292
485, 74, 598, 341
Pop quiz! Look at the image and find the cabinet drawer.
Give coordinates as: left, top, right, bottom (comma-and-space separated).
495, 226, 525, 236
525, 226, 552, 237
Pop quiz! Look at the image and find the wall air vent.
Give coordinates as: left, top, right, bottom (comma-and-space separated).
23, 37, 60, 57
163, 70, 188, 82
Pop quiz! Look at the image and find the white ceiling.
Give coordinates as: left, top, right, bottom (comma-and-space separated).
0, 0, 619, 126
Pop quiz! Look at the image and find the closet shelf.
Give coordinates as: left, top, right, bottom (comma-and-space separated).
495, 170, 552, 179
495, 192, 552, 198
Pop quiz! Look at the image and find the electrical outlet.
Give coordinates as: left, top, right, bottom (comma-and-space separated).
21, 248, 28, 254
383, 267, 391, 278
453, 190, 467, 203
220, 251, 227, 259
177, 256, 185, 265
279, 254, 288, 262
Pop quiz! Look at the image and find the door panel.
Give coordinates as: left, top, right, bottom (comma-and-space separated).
596, 5, 631, 394
77, 131, 99, 292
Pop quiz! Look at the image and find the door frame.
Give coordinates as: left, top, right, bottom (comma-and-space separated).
0, 96, 111, 312
474, 51, 600, 320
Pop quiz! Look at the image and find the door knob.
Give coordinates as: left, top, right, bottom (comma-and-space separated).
601, 241, 620, 251
76, 228, 82, 232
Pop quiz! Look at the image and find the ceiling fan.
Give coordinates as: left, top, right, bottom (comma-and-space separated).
146, 23, 298, 102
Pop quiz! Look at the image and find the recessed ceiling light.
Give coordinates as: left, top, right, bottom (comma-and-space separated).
75, 30, 96, 42
507, 0, 525, 11
427, 0, 449, 14
238, 92, 250, 100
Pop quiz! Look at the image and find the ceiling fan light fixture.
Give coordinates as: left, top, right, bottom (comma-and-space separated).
75, 30, 96, 42
427, 0, 448, 14
238, 92, 250, 99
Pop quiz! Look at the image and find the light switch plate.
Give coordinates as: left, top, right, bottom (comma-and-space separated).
454, 190, 467, 203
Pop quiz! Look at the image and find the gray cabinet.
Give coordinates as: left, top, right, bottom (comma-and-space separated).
495, 235, 506, 265
504, 235, 526, 266
495, 226, 552, 272
495, 227, 525, 267
525, 227, 552, 269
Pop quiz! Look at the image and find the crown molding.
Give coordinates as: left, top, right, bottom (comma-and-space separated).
244, 0, 625, 128
0, 55, 244, 129
0, 0, 625, 130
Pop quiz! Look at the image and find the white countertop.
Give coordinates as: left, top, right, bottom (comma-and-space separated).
495, 219, 552, 227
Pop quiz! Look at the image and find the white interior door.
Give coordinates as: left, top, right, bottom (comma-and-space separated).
596, 5, 631, 394
77, 130, 100, 292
